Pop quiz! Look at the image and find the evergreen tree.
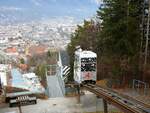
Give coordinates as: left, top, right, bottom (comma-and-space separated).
97, 0, 141, 57
34, 64, 46, 80
20, 58, 25, 64
96, 0, 142, 85
67, 0, 143, 85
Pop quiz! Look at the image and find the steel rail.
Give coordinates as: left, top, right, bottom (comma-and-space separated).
95, 84, 150, 109
83, 84, 149, 113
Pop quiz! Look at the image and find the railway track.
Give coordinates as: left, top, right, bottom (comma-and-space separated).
83, 84, 150, 113
97, 85, 150, 108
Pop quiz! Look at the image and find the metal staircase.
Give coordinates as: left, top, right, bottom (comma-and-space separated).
46, 52, 65, 98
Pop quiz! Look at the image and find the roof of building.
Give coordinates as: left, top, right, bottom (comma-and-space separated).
0, 64, 9, 71
5, 47, 17, 53
75, 50, 97, 58
22, 73, 37, 79
27, 45, 48, 56
11, 69, 29, 89
19, 64, 28, 71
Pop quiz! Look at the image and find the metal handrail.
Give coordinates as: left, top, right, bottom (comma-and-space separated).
56, 66, 65, 95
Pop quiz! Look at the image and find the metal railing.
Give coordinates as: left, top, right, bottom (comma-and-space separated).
56, 66, 65, 95
132, 79, 149, 95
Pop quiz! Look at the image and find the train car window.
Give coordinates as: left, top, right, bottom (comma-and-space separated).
81, 58, 96, 72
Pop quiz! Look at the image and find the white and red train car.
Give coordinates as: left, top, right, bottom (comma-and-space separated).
74, 48, 97, 84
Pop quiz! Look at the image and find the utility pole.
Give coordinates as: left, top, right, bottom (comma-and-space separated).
144, 0, 150, 66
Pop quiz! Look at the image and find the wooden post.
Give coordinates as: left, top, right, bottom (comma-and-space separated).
77, 84, 80, 103
103, 99, 108, 113
18, 102, 22, 113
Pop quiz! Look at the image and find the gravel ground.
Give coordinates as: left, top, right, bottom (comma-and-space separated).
0, 92, 120, 113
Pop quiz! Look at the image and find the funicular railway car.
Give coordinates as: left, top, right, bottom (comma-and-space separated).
74, 47, 97, 84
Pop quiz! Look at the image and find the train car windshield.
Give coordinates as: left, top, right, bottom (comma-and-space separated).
81, 58, 96, 71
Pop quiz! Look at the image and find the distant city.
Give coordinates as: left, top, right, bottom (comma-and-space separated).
0, 17, 78, 51
0, 16, 78, 97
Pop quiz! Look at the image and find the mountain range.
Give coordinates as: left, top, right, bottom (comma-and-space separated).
0, 0, 101, 25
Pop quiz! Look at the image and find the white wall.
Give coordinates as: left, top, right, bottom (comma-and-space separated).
0, 72, 7, 86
